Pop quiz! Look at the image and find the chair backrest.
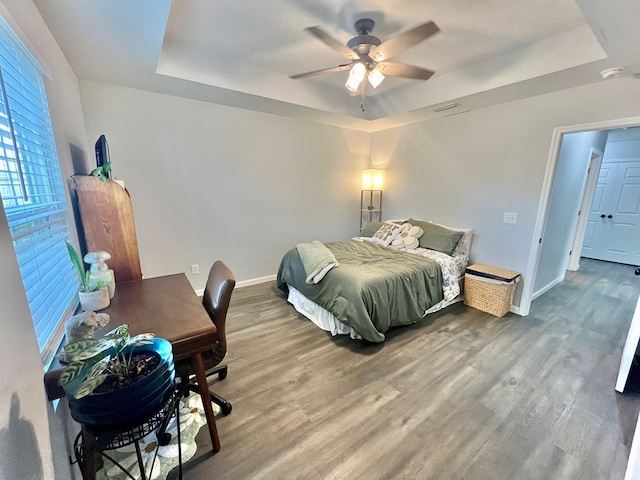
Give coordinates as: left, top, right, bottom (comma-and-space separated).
202, 260, 236, 364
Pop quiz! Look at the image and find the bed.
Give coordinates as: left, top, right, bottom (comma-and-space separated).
276, 219, 473, 343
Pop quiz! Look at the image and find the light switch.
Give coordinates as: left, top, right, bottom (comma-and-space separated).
503, 212, 518, 224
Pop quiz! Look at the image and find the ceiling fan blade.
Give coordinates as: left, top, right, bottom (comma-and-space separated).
304, 26, 360, 61
369, 21, 440, 62
289, 63, 353, 80
375, 62, 435, 80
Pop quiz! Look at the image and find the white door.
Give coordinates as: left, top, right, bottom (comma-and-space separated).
568, 149, 603, 271
581, 161, 640, 265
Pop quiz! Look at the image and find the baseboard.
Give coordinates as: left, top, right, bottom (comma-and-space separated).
194, 274, 277, 296
509, 305, 523, 316
236, 274, 277, 288
531, 275, 564, 301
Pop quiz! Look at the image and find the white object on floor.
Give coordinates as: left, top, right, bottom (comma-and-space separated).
616, 293, 640, 393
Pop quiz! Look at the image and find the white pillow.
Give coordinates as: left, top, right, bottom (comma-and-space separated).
429, 221, 474, 257
392, 223, 424, 249
371, 221, 404, 247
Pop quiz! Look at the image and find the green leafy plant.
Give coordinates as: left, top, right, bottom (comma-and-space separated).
90, 161, 111, 182
60, 324, 155, 399
66, 240, 92, 292
65, 241, 110, 292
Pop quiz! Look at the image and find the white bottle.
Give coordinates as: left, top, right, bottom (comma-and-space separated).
84, 251, 116, 298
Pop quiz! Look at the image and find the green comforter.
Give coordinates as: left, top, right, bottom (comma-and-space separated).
277, 240, 444, 342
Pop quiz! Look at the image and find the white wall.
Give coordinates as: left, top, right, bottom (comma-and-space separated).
371, 78, 640, 309
78, 80, 370, 290
534, 130, 608, 294
0, 1, 90, 479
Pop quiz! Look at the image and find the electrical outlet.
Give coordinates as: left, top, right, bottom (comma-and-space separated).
503, 212, 518, 224
191, 264, 199, 275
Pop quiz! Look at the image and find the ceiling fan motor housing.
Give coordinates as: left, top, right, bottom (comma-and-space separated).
354, 18, 375, 35
348, 18, 381, 56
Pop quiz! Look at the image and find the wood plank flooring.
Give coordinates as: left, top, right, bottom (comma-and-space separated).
171, 258, 640, 479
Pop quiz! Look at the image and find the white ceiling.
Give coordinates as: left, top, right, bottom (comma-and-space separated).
33, 0, 640, 131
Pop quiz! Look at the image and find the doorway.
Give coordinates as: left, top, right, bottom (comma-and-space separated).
521, 115, 640, 315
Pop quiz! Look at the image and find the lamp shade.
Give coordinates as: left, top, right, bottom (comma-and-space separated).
368, 69, 385, 88
362, 169, 384, 189
345, 63, 366, 92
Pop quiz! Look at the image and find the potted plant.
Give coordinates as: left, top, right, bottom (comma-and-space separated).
60, 324, 175, 429
66, 241, 111, 311
89, 161, 111, 182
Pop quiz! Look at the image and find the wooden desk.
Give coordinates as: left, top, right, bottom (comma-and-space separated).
45, 274, 221, 455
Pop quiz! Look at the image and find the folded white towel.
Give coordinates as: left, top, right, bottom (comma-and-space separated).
296, 240, 339, 284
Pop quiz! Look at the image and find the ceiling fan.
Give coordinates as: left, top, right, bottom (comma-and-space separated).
290, 18, 440, 94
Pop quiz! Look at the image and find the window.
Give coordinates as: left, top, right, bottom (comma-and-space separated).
0, 17, 78, 366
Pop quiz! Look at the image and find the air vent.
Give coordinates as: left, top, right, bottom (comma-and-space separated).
430, 102, 459, 113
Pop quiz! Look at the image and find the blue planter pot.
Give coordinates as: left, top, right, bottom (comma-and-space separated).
67, 338, 175, 430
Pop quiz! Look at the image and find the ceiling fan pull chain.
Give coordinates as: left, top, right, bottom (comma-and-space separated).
360, 81, 366, 111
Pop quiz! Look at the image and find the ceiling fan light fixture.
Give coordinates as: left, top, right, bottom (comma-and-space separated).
368, 69, 385, 88
345, 63, 366, 92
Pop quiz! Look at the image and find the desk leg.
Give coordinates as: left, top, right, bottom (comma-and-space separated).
193, 352, 221, 452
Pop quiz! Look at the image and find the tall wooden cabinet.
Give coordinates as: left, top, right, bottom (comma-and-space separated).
72, 175, 142, 282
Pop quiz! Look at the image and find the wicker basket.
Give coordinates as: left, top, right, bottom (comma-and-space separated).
464, 263, 520, 317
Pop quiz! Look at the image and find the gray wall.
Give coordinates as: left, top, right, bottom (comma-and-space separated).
602, 128, 640, 164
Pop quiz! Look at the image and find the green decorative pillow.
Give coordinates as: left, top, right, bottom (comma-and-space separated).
360, 221, 384, 237
409, 218, 464, 255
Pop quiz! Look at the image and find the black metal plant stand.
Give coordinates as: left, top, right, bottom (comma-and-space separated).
74, 381, 188, 480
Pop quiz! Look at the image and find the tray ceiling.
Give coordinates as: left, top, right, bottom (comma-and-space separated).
33, 0, 640, 131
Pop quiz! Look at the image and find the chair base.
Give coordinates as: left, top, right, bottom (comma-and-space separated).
184, 363, 232, 416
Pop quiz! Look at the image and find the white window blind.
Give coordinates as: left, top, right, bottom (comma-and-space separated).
0, 18, 78, 366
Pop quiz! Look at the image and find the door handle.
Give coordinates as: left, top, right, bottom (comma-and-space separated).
608, 215, 613, 219
636, 268, 640, 276
600, 214, 606, 218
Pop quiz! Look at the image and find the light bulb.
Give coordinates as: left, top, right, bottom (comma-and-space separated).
345, 63, 366, 92
368, 69, 385, 88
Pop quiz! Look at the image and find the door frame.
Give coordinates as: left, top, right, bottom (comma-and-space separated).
520, 115, 640, 316
567, 147, 603, 271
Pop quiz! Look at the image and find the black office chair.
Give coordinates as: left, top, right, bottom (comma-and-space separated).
177, 260, 236, 415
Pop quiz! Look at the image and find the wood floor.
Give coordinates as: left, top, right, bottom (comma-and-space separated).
172, 258, 640, 480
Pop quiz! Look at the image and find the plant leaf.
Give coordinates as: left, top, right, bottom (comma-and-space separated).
59, 360, 89, 385
87, 356, 110, 380
64, 338, 113, 361
104, 324, 129, 339
130, 333, 155, 345
74, 374, 108, 399
66, 241, 89, 291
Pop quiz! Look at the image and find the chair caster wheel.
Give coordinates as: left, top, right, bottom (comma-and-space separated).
221, 402, 232, 415
157, 432, 172, 446
218, 369, 227, 381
